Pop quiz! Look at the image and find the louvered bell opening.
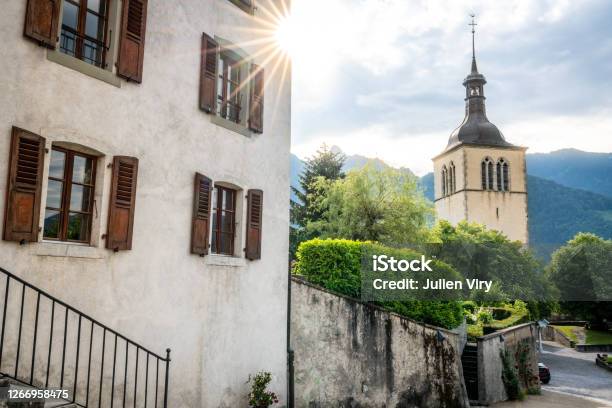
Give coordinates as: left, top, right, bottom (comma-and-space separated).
197, 179, 210, 220
127, 0, 144, 39
116, 162, 134, 207
205, 41, 217, 74
16, 138, 40, 187
250, 194, 261, 227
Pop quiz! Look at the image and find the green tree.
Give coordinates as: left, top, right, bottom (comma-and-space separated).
429, 220, 553, 303
306, 164, 433, 247
290, 144, 346, 257
547, 233, 612, 327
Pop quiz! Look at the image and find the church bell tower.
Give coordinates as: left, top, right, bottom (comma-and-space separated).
432, 16, 529, 243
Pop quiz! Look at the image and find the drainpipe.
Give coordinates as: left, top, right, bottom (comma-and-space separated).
287, 260, 294, 408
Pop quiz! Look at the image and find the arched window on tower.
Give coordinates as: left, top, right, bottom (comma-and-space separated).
497, 158, 509, 191
441, 165, 448, 197
482, 158, 494, 190
449, 162, 456, 193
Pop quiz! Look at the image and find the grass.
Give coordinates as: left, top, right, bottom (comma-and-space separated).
552, 325, 580, 343
585, 329, 612, 345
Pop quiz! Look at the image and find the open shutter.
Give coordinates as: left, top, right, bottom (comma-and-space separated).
3, 127, 46, 243
245, 189, 263, 260
24, 0, 61, 48
248, 64, 264, 133
106, 156, 138, 251
117, 0, 148, 83
191, 173, 212, 256
199, 33, 218, 113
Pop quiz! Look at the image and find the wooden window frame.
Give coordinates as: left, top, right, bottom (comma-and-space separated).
211, 185, 237, 256
43, 147, 97, 243
59, 0, 111, 68
217, 51, 243, 124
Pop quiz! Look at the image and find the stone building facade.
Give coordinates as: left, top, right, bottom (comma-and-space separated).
0, 0, 291, 406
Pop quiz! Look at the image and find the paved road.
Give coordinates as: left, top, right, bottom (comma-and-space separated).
539, 341, 612, 403
494, 389, 612, 407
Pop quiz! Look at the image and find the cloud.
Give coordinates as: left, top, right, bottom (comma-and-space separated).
291, 0, 612, 172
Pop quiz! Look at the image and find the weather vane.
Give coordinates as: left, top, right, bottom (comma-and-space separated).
469, 14, 477, 60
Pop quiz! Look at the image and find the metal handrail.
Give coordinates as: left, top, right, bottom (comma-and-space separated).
0, 267, 171, 407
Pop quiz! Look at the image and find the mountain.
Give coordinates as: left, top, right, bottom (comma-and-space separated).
418, 172, 612, 258
291, 149, 612, 259
527, 149, 612, 198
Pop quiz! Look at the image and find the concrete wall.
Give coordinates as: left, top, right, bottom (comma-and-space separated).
542, 326, 574, 348
290, 278, 470, 408
476, 323, 538, 405
0, 1, 291, 406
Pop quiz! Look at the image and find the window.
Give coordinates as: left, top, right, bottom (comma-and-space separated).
211, 185, 237, 255
497, 159, 510, 191
43, 147, 97, 243
482, 158, 494, 190
217, 51, 244, 124
441, 166, 448, 197
449, 162, 456, 194
60, 0, 110, 68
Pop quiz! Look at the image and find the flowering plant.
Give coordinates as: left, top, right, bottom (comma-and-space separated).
248, 371, 279, 408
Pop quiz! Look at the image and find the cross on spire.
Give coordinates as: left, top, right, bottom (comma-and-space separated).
469, 14, 478, 74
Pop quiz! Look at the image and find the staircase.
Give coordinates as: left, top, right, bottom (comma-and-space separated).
461, 343, 478, 403
0, 267, 170, 407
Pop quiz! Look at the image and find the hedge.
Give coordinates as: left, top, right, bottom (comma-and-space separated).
293, 238, 464, 329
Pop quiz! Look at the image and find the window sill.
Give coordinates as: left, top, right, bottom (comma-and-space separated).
47, 50, 122, 88
36, 241, 105, 259
211, 115, 251, 137
205, 254, 246, 267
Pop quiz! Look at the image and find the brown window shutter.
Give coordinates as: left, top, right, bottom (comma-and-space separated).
199, 33, 218, 113
191, 173, 212, 256
24, 0, 61, 48
117, 0, 148, 83
248, 64, 264, 133
3, 127, 46, 243
106, 156, 138, 251
245, 189, 263, 260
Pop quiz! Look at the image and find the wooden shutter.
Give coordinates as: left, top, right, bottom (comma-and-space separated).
117, 0, 148, 83
248, 64, 264, 133
24, 0, 61, 48
199, 33, 218, 113
245, 189, 263, 260
3, 127, 46, 243
191, 173, 212, 256
106, 156, 138, 251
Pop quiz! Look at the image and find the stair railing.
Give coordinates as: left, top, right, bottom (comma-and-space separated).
0, 267, 170, 407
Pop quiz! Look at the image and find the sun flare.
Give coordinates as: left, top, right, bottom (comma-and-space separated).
275, 16, 296, 56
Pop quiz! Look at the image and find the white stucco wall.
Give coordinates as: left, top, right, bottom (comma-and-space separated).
0, 1, 291, 407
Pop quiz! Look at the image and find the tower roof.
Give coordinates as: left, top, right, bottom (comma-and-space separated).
444, 15, 514, 152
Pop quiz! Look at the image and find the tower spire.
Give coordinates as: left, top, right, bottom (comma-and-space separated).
469, 14, 478, 74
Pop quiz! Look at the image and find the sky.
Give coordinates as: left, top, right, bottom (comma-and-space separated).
284, 0, 612, 175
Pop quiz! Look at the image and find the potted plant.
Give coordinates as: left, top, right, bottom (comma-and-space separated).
248, 371, 279, 408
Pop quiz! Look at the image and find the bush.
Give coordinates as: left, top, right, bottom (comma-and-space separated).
478, 311, 493, 324
462, 301, 477, 314
293, 238, 464, 329
248, 372, 279, 408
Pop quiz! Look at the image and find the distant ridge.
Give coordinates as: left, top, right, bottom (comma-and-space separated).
290, 148, 612, 258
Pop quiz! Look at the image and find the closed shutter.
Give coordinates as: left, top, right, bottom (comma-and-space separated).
106, 156, 138, 251
245, 189, 262, 260
199, 33, 218, 113
248, 64, 264, 133
3, 127, 46, 243
24, 0, 61, 48
191, 173, 212, 256
117, 0, 148, 83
